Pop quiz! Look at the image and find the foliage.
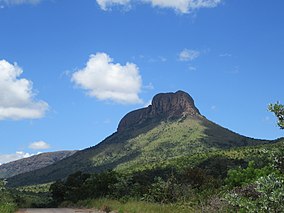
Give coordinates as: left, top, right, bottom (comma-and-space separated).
196, 156, 247, 179
50, 180, 66, 205
226, 174, 284, 213
269, 102, 284, 129
144, 175, 183, 203
46, 140, 284, 212
83, 170, 118, 199
269, 144, 284, 172
0, 180, 17, 213
74, 198, 195, 213
17, 182, 52, 193
5, 132, 284, 212
50, 170, 119, 204
225, 161, 278, 188
256, 174, 284, 212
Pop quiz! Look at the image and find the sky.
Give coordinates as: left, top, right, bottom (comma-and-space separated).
0, 0, 283, 164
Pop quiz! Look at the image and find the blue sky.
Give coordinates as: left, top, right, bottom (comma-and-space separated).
0, 0, 283, 164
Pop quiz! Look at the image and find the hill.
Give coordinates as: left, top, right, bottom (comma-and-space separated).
7, 91, 273, 187
0, 151, 76, 179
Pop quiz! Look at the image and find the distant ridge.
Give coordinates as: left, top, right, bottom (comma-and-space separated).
0, 150, 77, 179
7, 91, 273, 187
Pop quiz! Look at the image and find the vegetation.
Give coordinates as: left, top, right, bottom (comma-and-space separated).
2, 140, 284, 212
269, 102, 284, 129
45, 138, 284, 212
0, 179, 52, 212
75, 198, 194, 213
0, 179, 17, 213
7, 116, 271, 187
2, 101, 283, 212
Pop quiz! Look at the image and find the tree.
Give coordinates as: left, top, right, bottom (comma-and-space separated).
269, 102, 284, 129
0, 179, 6, 191
49, 180, 66, 204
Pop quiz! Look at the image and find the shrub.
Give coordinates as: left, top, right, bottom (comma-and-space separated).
225, 161, 277, 188
144, 174, 183, 204
225, 173, 284, 213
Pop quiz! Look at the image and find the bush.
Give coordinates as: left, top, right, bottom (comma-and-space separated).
225, 173, 284, 213
181, 167, 220, 189
144, 174, 183, 204
225, 161, 277, 188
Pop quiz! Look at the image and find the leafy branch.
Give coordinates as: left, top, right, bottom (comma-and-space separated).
269, 102, 284, 129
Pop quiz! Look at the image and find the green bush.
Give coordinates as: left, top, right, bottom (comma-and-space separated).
225, 161, 277, 188
226, 173, 284, 213
144, 174, 184, 204
0, 180, 17, 213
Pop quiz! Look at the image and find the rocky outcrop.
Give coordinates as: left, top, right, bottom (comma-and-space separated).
117, 90, 201, 132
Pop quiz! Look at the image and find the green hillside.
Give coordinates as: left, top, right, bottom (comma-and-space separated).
7, 115, 270, 187
6, 91, 274, 187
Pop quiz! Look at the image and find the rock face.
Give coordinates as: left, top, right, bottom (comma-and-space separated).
118, 90, 201, 132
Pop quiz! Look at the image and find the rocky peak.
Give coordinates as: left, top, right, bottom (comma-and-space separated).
150, 90, 200, 117
117, 91, 201, 132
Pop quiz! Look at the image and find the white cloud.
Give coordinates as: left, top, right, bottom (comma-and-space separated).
96, 0, 222, 13
96, 0, 130, 10
29, 141, 50, 150
72, 53, 143, 104
1, 0, 40, 5
0, 151, 33, 165
0, 60, 48, 120
219, 53, 232, 57
179, 49, 200, 61
143, 82, 154, 90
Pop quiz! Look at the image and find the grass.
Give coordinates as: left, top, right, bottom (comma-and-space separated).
0, 191, 17, 213
76, 198, 195, 213
0, 203, 17, 213
115, 118, 210, 172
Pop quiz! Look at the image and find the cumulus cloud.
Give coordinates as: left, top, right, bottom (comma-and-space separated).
0, 0, 41, 5
72, 53, 142, 104
96, 0, 222, 13
0, 151, 33, 165
179, 49, 200, 61
0, 60, 48, 120
29, 141, 50, 150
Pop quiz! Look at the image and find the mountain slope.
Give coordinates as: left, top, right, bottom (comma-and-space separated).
0, 151, 77, 179
7, 91, 273, 187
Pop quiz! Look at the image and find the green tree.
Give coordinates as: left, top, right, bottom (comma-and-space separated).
64, 171, 90, 202
269, 102, 284, 129
49, 180, 66, 204
83, 170, 118, 199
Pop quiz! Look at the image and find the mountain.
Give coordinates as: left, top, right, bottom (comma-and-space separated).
7, 91, 273, 187
0, 151, 77, 179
